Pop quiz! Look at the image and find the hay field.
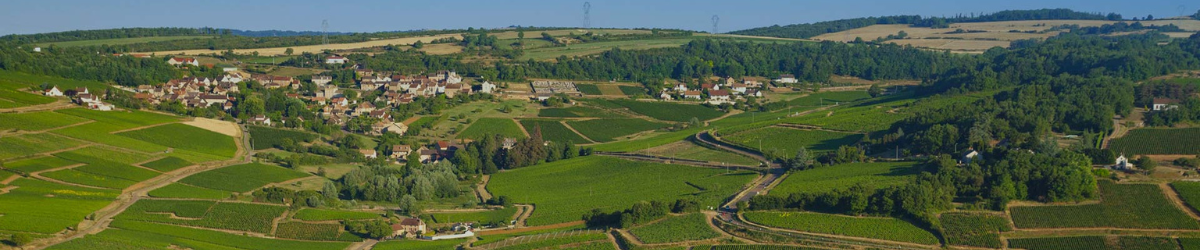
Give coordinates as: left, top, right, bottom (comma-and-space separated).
150, 33, 461, 56
418, 43, 464, 55
489, 29, 652, 39
813, 19, 1200, 52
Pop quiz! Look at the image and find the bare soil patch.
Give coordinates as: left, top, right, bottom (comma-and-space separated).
183, 118, 240, 137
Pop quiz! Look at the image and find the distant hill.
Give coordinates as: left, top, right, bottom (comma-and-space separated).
729, 8, 1122, 39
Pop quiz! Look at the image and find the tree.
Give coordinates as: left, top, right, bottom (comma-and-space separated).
322, 181, 338, 199
285, 48, 294, 55
343, 89, 358, 100
412, 40, 424, 49
867, 84, 883, 97
406, 152, 422, 170
398, 194, 421, 215
11, 233, 31, 247
788, 146, 811, 170
1135, 156, 1157, 172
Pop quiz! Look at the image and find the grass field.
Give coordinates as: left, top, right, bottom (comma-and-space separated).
374, 239, 469, 250
607, 99, 725, 122
293, 208, 382, 221
247, 126, 319, 150
743, 211, 939, 245
179, 162, 310, 192
428, 206, 517, 225
148, 183, 233, 199
117, 200, 287, 233
629, 213, 721, 244
518, 119, 592, 144
0, 133, 85, 160
1110, 128, 1200, 155
457, 118, 527, 140
1010, 181, 1200, 229
939, 212, 1012, 248
1008, 236, 1182, 250
0, 111, 90, 131
488, 156, 756, 226
519, 38, 693, 61
637, 140, 761, 166
2, 155, 77, 173
39, 36, 213, 47
478, 230, 610, 250
575, 84, 603, 95
724, 127, 864, 157
538, 106, 624, 118
0, 178, 120, 234
117, 123, 237, 159
619, 85, 646, 96
769, 161, 921, 196
567, 118, 670, 142
139, 156, 192, 172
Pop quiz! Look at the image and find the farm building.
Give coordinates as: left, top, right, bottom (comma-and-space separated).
325, 56, 348, 64
361, 149, 377, 159
391, 145, 412, 159
479, 81, 497, 93
391, 218, 426, 237
961, 150, 982, 164
776, 74, 798, 84
1153, 98, 1180, 111
251, 115, 272, 126
44, 86, 63, 96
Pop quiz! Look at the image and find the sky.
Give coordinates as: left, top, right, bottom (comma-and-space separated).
0, 0, 1195, 36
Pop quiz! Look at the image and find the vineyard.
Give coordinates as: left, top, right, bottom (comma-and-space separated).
477, 230, 609, 250
0, 178, 120, 234
294, 208, 382, 221
0, 111, 89, 131
1172, 181, 1200, 212
1008, 236, 1181, 250
427, 206, 518, 225
458, 118, 528, 140
939, 212, 1012, 248
538, 106, 624, 118
1010, 181, 1200, 229
518, 119, 592, 144
117, 200, 288, 233
575, 84, 603, 95
1110, 128, 1200, 155
702, 245, 825, 250
723, 127, 863, 157
488, 156, 755, 226
139, 156, 193, 172
785, 91, 872, 106
567, 118, 670, 142
769, 161, 920, 196
247, 126, 319, 150
179, 162, 311, 192
628, 213, 721, 244
742, 211, 939, 245
0, 133, 84, 159
374, 239, 469, 250
608, 99, 725, 122
117, 123, 238, 159
3, 156, 76, 173
67, 220, 353, 250
147, 183, 233, 199
274, 222, 349, 241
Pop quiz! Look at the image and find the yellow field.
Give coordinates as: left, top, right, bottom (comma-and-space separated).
150, 33, 462, 56
489, 29, 652, 39
419, 43, 464, 55
813, 19, 1200, 52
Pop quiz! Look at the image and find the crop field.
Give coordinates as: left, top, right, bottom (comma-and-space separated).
56, 108, 179, 127
0, 133, 84, 160
65, 220, 352, 250
0, 111, 90, 131
637, 141, 761, 166
0, 178, 120, 234
42, 169, 138, 189
520, 38, 693, 61
55, 146, 153, 165
1173, 181, 1200, 212
139, 156, 192, 172
1008, 236, 1182, 250
609, 99, 725, 122
743, 211, 939, 245
589, 127, 705, 152
481, 231, 610, 250
518, 119, 592, 144
561, 241, 618, 250
150, 33, 462, 56
769, 161, 921, 196
724, 127, 864, 156
576, 84, 603, 95
248, 126, 319, 150
71, 158, 159, 183
473, 225, 589, 246
702, 246, 823, 250
0, 89, 54, 109
118, 123, 237, 159
1010, 181, 1200, 229
179, 162, 311, 192
148, 183, 233, 199
51, 109, 180, 153
274, 222, 347, 241
619, 85, 646, 96
374, 239, 469, 250
118, 200, 287, 233
567, 118, 670, 142
294, 208, 381, 221
40, 35, 213, 47
458, 118, 527, 140
785, 91, 872, 106
1183, 238, 1200, 250
538, 106, 624, 118
428, 206, 517, 225
629, 213, 721, 244
1110, 128, 1200, 155
939, 212, 1012, 248
0, 71, 112, 92
488, 156, 756, 226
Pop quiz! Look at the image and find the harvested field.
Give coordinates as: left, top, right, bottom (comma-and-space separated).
150, 33, 462, 56
812, 20, 1200, 51
182, 118, 240, 137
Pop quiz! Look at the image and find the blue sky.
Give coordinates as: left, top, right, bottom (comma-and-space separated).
0, 0, 1194, 35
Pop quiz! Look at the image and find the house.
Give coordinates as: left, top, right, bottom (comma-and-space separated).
44, 86, 63, 96
535, 92, 553, 101
480, 81, 497, 93
251, 115, 272, 126
419, 148, 438, 163
674, 83, 689, 92
391, 218, 426, 237
325, 56, 348, 64
502, 138, 517, 150
76, 87, 89, 95
775, 74, 798, 84
745, 89, 763, 97
659, 91, 672, 100
361, 149, 377, 159
436, 141, 455, 151
313, 75, 333, 86
683, 91, 702, 100
322, 85, 340, 99
86, 102, 114, 111
961, 150, 982, 164
219, 74, 243, 84
384, 122, 408, 135
167, 57, 199, 67
700, 83, 718, 91
1113, 154, 1132, 170
730, 83, 748, 94
76, 93, 100, 104
707, 90, 731, 104
331, 97, 349, 107
1153, 98, 1180, 111
33, 47, 41, 52
391, 145, 412, 159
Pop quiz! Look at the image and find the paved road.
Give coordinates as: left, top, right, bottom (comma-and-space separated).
692, 131, 785, 210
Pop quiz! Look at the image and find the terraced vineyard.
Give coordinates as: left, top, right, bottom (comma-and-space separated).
607, 99, 725, 122
489, 156, 756, 226
519, 119, 592, 144
294, 208, 382, 221
1010, 181, 1200, 229
567, 118, 670, 142
117, 200, 288, 233
427, 206, 518, 225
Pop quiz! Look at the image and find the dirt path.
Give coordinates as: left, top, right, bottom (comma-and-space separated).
475, 220, 583, 236
558, 120, 596, 143
0, 120, 94, 137
345, 239, 378, 250
0, 173, 22, 185
0, 186, 18, 195
1156, 182, 1199, 220
513, 204, 534, 227
32, 124, 252, 250
0, 98, 75, 114
702, 211, 756, 244
607, 230, 629, 250
476, 175, 494, 202
614, 229, 646, 246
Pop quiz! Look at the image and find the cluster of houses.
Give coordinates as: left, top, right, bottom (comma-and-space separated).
44, 86, 114, 111
130, 76, 240, 110
369, 140, 466, 164
661, 77, 764, 105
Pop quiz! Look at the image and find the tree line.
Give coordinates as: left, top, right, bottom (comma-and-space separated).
729, 8, 1120, 38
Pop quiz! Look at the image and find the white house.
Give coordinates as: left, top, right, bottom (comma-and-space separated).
313, 75, 333, 86
1153, 98, 1180, 111
221, 66, 238, 72
251, 115, 272, 126
660, 91, 673, 100
1113, 154, 1131, 170
391, 145, 412, 159
775, 74, 798, 84
219, 74, 243, 84
707, 90, 732, 105
33, 47, 42, 52
962, 150, 982, 164
86, 102, 114, 111
683, 90, 702, 100
674, 83, 689, 92
361, 149, 377, 159
480, 81, 497, 94
730, 83, 748, 94
44, 86, 63, 97
167, 57, 200, 67
325, 56, 348, 64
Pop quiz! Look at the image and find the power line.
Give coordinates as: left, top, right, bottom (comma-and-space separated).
583, 2, 592, 29
711, 15, 720, 34
321, 20, 329, 46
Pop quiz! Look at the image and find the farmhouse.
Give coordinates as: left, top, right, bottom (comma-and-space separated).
167, 57, 199, 67
479, 81, 497, 93
44, 86, 63, 96
391, 145, 412, 159
251, 115, 272, 126
361, 149, 377, 159
683, 91, 702, 100
707, 90, 732, 105
391, 218, 426, 237
776, 74, 798, 84
326, 56, 348, 64
384, 122, 408, 135
1153, 98, 1180, 111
